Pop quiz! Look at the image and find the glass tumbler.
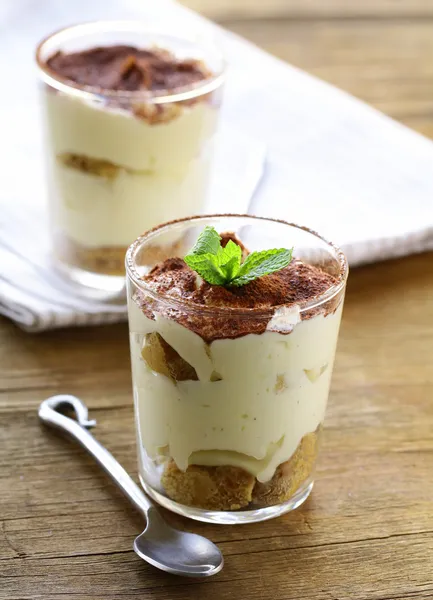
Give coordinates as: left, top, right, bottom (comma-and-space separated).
126, 215, 348, 524
36, 22, 225, 293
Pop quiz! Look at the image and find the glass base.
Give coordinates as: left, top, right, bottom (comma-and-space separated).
139, 475, 314, 525
53, 259, 126, 301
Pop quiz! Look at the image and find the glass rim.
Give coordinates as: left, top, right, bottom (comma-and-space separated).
125, 214, 349, 318
35, 20, 226, 105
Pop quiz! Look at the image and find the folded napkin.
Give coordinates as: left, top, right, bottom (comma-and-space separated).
1, 0, 433, 331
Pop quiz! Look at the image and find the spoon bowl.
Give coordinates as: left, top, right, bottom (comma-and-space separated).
134, 507, 223, 577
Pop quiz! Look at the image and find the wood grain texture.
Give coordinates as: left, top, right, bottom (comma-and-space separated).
183, 0, 433, 21
2, 1, 433, 598
1, 251, 433, 599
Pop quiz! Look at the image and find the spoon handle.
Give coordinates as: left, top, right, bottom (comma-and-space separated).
38, 394, 153, 517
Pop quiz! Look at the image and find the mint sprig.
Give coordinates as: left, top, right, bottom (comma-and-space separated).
184, 226, 293, 287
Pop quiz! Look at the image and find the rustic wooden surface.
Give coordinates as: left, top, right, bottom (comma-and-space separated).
2, 2, 433, 599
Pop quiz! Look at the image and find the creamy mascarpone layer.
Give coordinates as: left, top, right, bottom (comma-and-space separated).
50, 147, 213, 247
128, 299, 343, 483
44, 91, 218, 172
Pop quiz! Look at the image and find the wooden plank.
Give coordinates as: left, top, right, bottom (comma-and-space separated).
181, 0, 433, 21
0, 322, 131, 394
2, 536, 433, 599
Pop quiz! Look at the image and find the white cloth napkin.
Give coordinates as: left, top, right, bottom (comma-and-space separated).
1, 0, 433, 331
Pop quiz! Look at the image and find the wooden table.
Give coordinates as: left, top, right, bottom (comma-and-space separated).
2, 2, 433, 599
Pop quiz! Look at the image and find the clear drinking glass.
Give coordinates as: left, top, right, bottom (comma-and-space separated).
36, 22, 225, 293
126, 215, 348, 524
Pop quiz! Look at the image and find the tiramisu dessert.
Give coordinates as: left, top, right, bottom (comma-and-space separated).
126, 216, 348, 523
36, 24, 224, 288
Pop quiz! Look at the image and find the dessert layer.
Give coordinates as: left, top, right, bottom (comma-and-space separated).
137, 251, 339, 342
144, 254, 336, 308
49, 147, 213, 248
161, 462, 256, 511
252, 429, 318, 506
55, 238, 127, 276
160, 430, 318, 510
44, 90, 218, 172
129, 297, 343, 482
46, 45, 210, 92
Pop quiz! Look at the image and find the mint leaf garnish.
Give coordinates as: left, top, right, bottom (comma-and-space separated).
188, 225, 221, 257
184, 226, 292, 287
230, 248, 293, 286
183, 253, 227, 285
218, 240, 242, 280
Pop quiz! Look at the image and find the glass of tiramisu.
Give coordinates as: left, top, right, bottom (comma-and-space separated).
36, 22, 225, 293
126, 215, 348, 524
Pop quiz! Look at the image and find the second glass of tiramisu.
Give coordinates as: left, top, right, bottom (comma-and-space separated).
36, 22, 225, 292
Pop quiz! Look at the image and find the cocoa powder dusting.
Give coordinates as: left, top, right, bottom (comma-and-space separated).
134, 232, 342, 343
45, 45, 210, 92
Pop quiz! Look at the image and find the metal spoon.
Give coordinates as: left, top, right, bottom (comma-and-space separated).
38, 395, 223, 577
